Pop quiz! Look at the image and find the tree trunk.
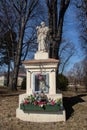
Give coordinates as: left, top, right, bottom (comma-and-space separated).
7, 61, 10, 87
48, 0, 58, 58
11, 18, 25, 90
47, 0, 70, 59
47, 0, 70, 90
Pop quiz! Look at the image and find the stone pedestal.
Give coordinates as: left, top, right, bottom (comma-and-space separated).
16, 51, 66, 122
16, 93, 66, 122
16, 108, 66, 122
34, 51, 49, 59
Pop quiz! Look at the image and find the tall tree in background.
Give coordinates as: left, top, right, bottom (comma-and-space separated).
75, 0, 87, 56
0, 30, 17, 87
46, 0, 70, 59
75, 0, 87, 91
59, 41, 75, 74
0, 0, 41, 90
82, 59, 87, 91
46, 0, 70, 89
67, 59, 87, 91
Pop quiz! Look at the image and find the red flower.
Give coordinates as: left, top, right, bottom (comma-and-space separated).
51, 100, 55, 105
33, 101, 38, 105
23, 100, 29, 104
38, 101, 47, 105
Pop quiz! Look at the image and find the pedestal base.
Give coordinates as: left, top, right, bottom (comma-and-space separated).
16, 108, 66, 122
34, 51, 49, 59
16, 93, 66, 122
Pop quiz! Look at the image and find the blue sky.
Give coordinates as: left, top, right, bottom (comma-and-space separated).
62, 2, 84, 73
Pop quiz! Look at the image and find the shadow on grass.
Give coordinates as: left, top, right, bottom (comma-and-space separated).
63, 93, 87, 120
0, 87, 25, 97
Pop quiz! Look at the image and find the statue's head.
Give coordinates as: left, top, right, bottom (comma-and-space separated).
41, 21, 45, 27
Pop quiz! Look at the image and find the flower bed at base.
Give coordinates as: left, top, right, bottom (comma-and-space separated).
20, 103, 62, 112
20, 92, 63, 112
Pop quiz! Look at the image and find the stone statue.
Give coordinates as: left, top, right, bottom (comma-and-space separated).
36, 22, 49, 52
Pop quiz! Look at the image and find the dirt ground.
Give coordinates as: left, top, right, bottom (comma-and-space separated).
0, 87, 87, 130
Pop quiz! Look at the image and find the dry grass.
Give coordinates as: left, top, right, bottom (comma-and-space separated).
0, 87, 87, 130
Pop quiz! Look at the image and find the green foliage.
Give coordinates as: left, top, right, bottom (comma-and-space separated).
21, 77, 26, 90
57, 73, 68, 91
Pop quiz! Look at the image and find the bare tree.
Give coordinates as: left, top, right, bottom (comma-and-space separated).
73, 0, 87, 90
67, 60, 87, 91
59, 40, 75, 74
46, 0, 70, 59
0, 0, 41, 90
75, 0, 87, 56
82, 58, 87, 91
0, 30, 17, 87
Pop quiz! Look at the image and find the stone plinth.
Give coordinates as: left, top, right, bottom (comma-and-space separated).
16, 108, 66, 122
16, 93, 66, 122
34, 51, 49, 59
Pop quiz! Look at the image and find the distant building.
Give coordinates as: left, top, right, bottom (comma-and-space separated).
17, 73, 26, 86
0, 73, 7, 86
0, 68, 26, 87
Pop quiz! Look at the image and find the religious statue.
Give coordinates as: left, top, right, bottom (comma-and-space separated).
36, 73, 46, 91
36, 22, 49, 52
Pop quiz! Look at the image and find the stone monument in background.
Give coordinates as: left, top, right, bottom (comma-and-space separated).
16, 22, 66, 122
